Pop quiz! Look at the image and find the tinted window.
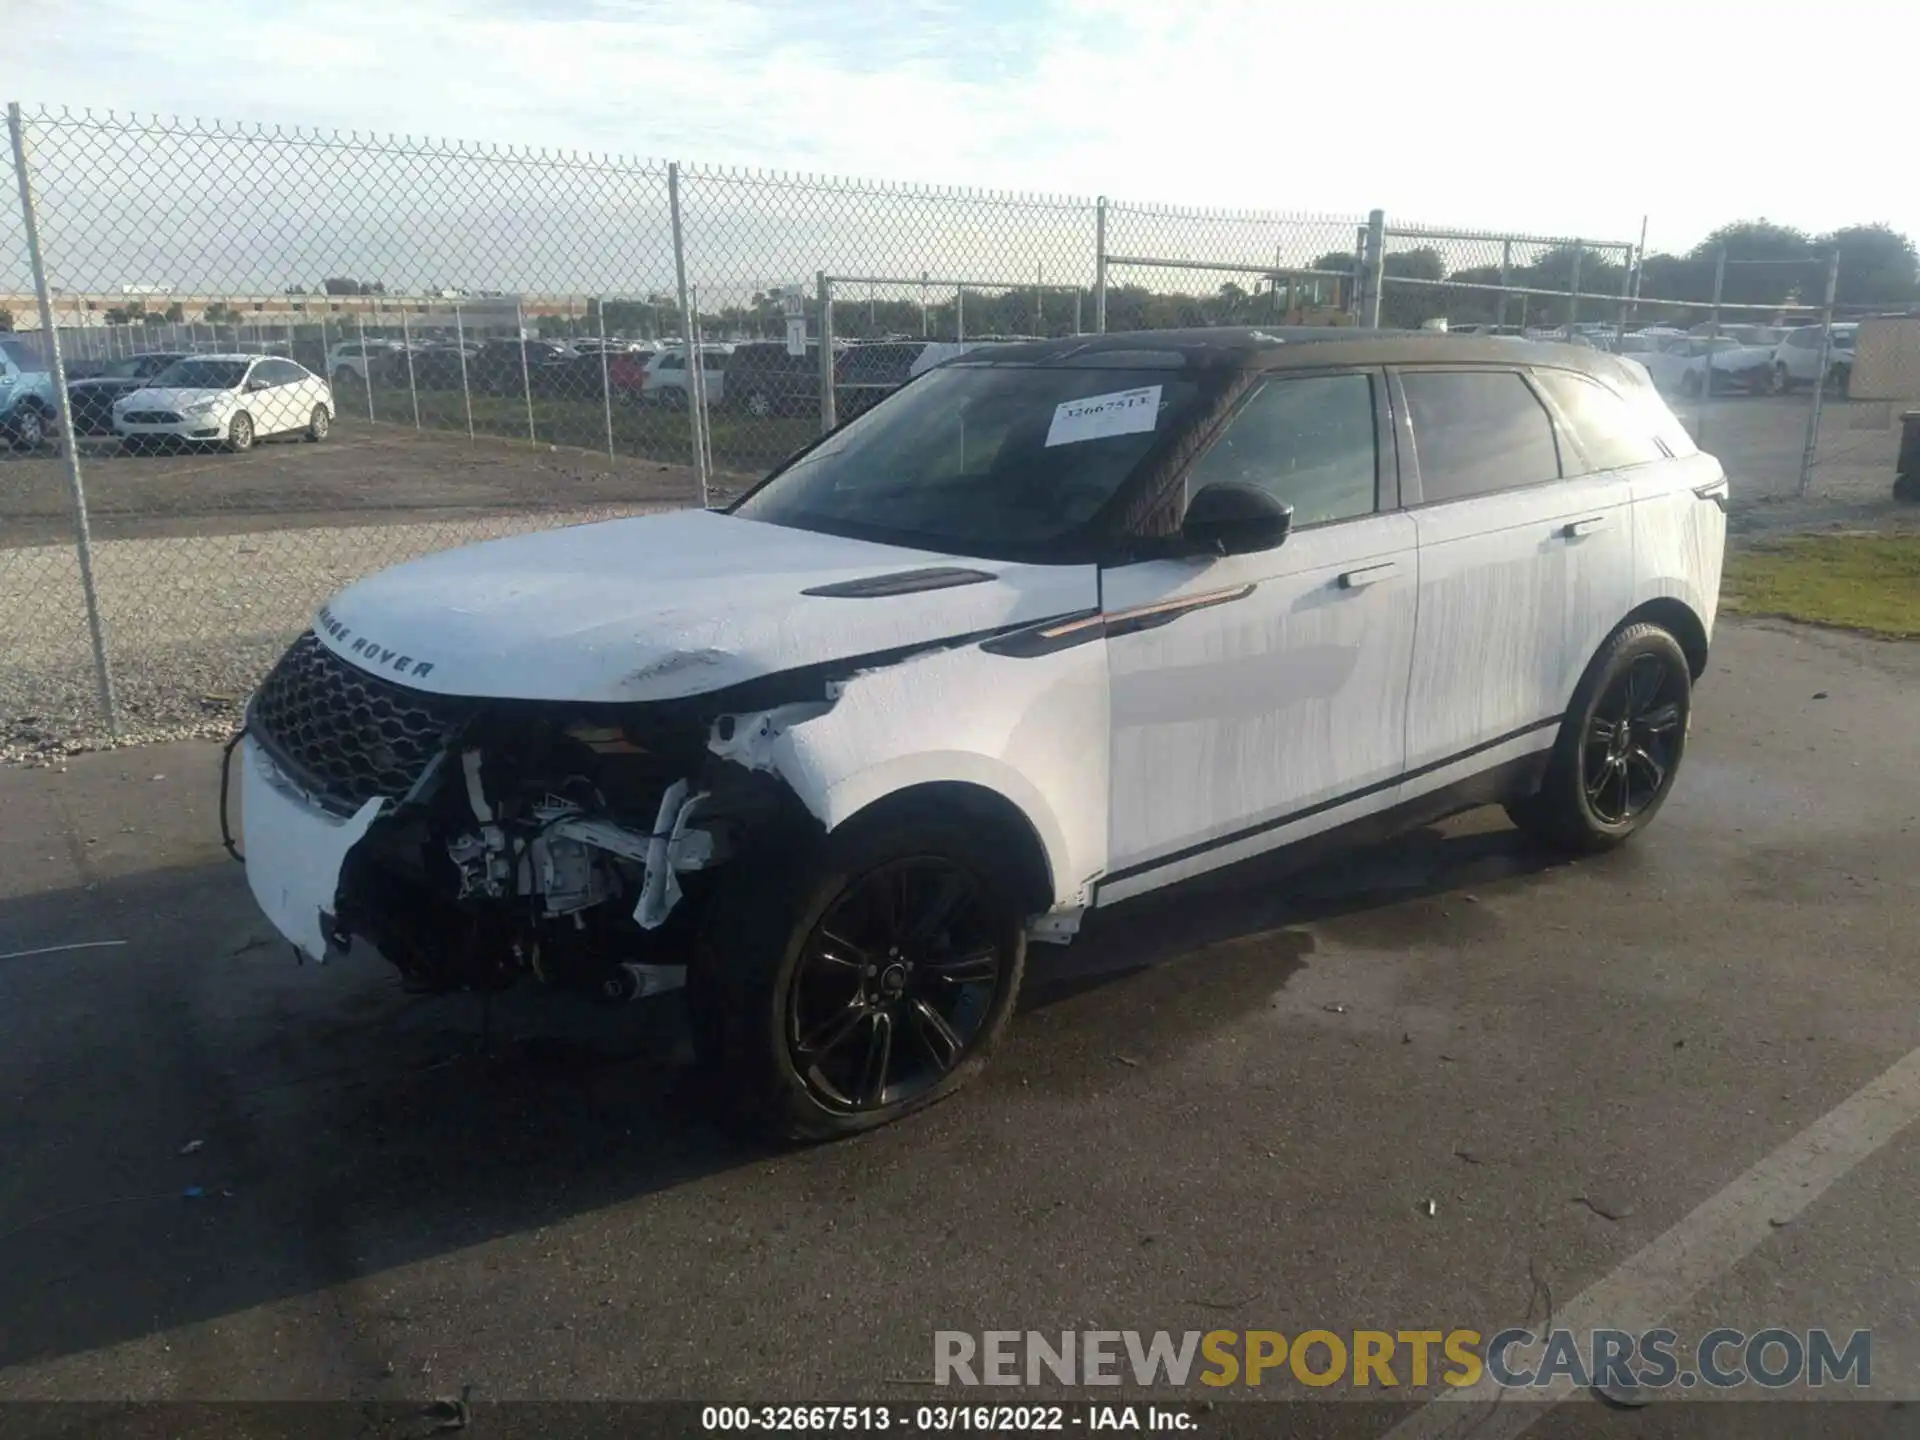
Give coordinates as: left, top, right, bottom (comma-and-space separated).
734, 365, 1205, 558
1402, 369, 1561, 503
259, 359, 303, 384
1183, 373, 1376, 527
1534, 370, 1667, 474
151, 359, 250, 389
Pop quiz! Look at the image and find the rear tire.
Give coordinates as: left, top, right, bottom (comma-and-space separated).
1505, 623, 1692, 853
745, 388, 773, 419
305, 404, 331, 442
688, 813, 1028, 1142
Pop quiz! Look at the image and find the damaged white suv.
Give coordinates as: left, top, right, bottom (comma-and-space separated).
237, 328, 1726, 1139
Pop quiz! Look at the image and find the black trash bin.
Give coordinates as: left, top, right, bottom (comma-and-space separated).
1898, 410, 1920, 503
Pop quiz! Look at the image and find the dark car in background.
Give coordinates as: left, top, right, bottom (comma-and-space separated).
64, 352, 192, 435
723, 341, 845, 419
467, 339, 574, 396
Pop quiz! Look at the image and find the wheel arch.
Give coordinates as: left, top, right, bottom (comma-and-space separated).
1620, 596, 1709, 679
823, 774, 1060, 920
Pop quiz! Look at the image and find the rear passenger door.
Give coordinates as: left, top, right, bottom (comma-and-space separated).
1396, 367, 1633, 798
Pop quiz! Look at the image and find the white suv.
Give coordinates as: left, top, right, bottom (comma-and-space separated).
235, 328, 1727, 1139
1771, 323, 1856, 394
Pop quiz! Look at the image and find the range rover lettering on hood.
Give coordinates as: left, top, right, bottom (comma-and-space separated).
316, 604, 437, 679
310, 509, 1099, 703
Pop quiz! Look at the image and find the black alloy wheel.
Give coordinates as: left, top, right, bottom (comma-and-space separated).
786, 856, 1008, 1114
1581, 653, 1686, 827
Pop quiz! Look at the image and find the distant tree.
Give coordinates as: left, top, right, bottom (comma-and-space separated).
1820, 223, 1919, 306
161, 302, 185, 325
203, 302, 240, 325
1685, 220, 1812, 307
322, 277, 386, 296
0, 307, 11, 332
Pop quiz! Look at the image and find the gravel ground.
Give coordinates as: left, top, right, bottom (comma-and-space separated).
0, 507, 673, 765
2, 395, 1912, 763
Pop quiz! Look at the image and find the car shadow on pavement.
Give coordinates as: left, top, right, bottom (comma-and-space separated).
0, 815, 1562, 1373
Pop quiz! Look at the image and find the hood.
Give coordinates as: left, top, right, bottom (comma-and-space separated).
313, 508, 1098, 702
118, 386, 236, 409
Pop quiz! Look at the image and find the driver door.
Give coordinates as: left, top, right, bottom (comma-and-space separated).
1097, 368, 1418, 904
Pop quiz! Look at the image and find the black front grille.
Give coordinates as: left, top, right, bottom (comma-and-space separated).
122, 410, 179, 424
250, 631, 473, 814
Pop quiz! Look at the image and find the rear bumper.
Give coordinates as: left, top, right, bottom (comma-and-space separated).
241, 736, 386, 960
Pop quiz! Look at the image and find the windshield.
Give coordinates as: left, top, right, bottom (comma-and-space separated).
150, 359, 250, 389
734, 364, 1205, 558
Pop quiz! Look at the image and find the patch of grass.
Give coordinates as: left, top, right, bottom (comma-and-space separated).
352, 382, 814, 475
1723, 534, 1920, 637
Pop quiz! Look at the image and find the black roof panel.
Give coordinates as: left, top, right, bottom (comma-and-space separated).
950, 325, 1625, 380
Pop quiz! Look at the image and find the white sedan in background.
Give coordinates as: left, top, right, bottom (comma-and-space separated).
1636, 335, 1775, 397
113, 354, 334, 452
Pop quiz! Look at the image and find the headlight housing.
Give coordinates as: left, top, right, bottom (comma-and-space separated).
182, 397, 223, 415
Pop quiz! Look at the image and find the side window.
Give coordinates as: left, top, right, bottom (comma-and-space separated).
1182, 372, 1377, 527
659, 353, 684, 371
1401, 369, 1561, 503
1533, 370, 1668, 474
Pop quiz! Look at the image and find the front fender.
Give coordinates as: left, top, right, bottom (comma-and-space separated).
758, 636, 1111, 911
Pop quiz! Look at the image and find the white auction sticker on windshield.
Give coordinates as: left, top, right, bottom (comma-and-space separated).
1044, 384, 1162, 448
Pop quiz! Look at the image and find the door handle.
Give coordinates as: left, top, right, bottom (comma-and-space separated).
1560, 515, 1609, 539
1337, 561, 1399, 590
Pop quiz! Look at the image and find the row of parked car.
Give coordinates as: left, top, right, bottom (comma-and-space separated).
1445, 319, 1859, 398
322, 335, 1032, 419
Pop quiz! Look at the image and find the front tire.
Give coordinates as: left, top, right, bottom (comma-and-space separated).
1506, 623, 1692, 853
226, 412, 255, 453
8, 403, 46, 451
688, 813, 1028, 1142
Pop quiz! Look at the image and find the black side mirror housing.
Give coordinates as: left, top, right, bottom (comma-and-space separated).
1181, 482, 1293, 556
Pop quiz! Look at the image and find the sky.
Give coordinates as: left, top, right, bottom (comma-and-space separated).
19, 0, 1914, 262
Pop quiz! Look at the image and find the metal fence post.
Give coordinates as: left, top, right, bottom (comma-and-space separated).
356, 310, 376, 421
1614, 245, 1635, 349
956, 286, 965, 343
7, 102, 117, 736
689, 287, 714, 485
400, 303, 420, 429
1697, 246, 1725, 445
514, 299, 535, 446
817, 272, 837, 434
1798, 248, 1842, 498
1360, 209, 1386, 329
596, 296, 615, 462
1497, 240, 1512, 328
1567, 241, 1583, 331
668, 162, 710, 507
1094, 196, 1108, 334
453, 301, 475, 441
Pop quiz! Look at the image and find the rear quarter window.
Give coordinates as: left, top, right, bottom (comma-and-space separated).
1400, 369, 1562, 503
1533, 369, 1670, 473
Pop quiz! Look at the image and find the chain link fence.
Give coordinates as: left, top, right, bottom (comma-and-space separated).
4, 101, 1914, 758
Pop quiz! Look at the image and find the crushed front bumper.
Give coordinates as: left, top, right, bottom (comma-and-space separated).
240, 735, 386, 960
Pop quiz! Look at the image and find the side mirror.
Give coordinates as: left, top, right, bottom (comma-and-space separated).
246, 377, 271, 392
1181, 482, 1292, 557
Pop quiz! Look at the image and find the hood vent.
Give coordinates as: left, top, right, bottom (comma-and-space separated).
800, 566, 997, 599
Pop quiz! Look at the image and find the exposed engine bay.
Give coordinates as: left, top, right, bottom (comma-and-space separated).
239, 630, 826, 1003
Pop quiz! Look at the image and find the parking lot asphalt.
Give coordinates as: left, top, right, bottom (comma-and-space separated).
0, 423, 715, 550
1, 616, 1917, 1428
